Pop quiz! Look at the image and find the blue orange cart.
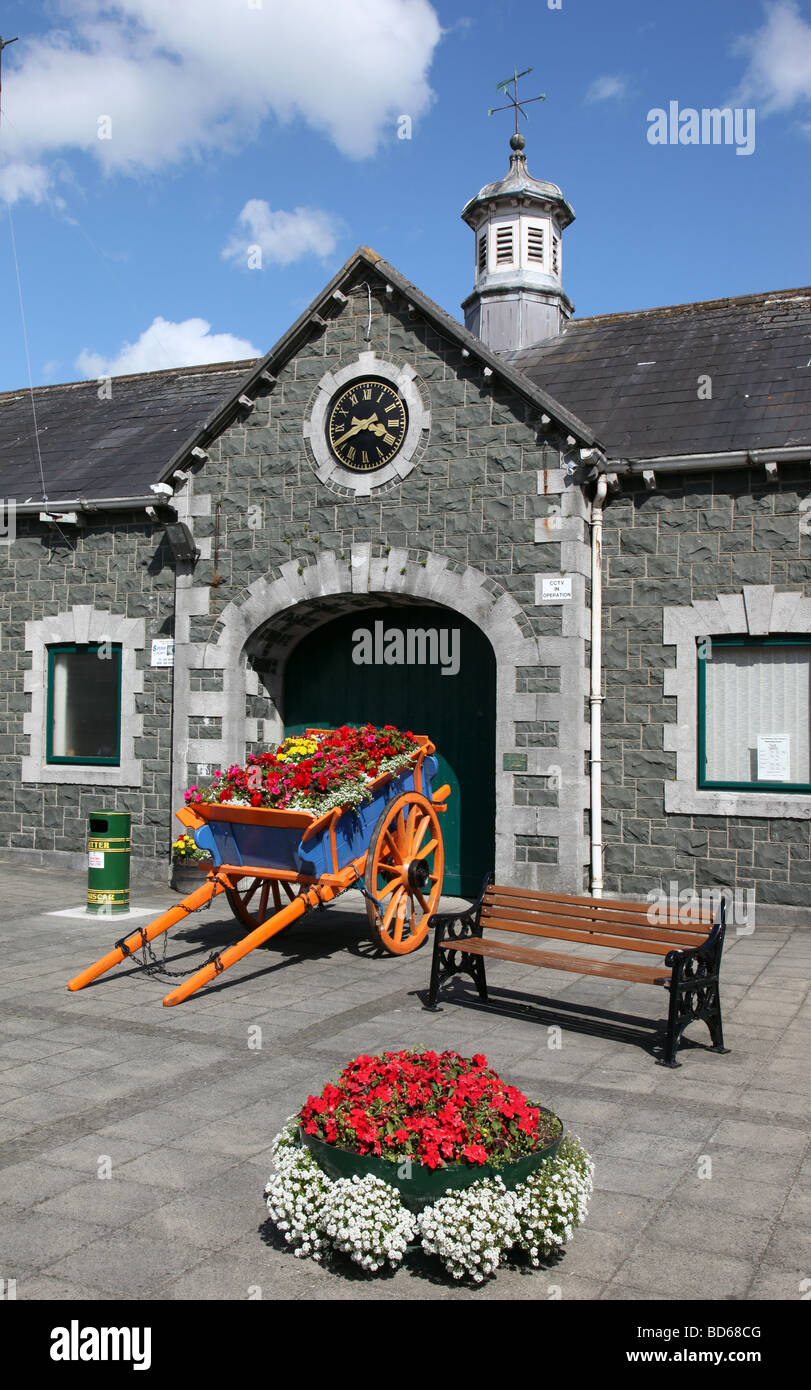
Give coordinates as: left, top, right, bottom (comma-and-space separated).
67, 733, 449, 1007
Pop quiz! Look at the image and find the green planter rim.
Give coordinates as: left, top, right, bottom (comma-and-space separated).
298, 1107, 565, 1211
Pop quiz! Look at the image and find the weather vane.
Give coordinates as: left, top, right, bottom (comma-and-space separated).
488, 65, 546, 146
0, 36, 19, 132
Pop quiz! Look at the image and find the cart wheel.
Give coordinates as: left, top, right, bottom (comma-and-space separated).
225, 876, 299, 932
364, 792, 444, 955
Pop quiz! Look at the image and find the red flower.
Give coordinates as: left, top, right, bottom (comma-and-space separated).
296, 1048, 552, 1171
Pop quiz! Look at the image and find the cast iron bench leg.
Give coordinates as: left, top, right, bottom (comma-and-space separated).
661, 947, 730, 1068
662, 973, 683, 1068
427, 926, 443, 1009
425, 874, 492, 1010
472, 952, 489, 1003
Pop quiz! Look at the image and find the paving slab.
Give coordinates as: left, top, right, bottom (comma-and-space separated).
0, 862, 807, 1304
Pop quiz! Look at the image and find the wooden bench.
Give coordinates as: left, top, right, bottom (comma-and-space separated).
426, 876, 730, 1067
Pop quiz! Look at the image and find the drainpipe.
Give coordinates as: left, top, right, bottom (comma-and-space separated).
589, 474, 609, 898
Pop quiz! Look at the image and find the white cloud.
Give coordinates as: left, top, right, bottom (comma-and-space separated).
75, 316, 261, 378
0, 0, 441, 202
0, 161, 52, 205
732, 0, 811, 114
585, 76, 627, 103
222, 200, 343, 269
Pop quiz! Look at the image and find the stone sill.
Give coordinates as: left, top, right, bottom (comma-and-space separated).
665, 782, 811, 819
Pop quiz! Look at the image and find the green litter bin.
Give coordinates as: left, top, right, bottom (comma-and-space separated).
87, 811, 130, 915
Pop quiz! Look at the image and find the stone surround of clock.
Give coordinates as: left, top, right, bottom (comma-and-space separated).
303, 351, 431, 497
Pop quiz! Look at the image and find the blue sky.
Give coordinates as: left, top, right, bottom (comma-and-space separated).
1, 0, 810, 391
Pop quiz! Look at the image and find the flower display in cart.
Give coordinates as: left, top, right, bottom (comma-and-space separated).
264, 1049, 594, 1283
184, 724, 419, 817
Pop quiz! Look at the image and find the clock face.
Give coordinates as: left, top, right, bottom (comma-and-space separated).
326, 378, 408, 472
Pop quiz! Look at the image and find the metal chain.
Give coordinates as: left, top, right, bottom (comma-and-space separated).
135, 926, 222, 981
350, 867, 384, 924
120, 885, 221, 981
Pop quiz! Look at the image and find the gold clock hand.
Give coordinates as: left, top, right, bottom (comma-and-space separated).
331, 414, 377, 448
368, 422, 395, 444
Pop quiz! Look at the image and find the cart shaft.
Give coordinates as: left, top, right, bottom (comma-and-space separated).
162, 865, 359, 1006
66, 877, 226, 992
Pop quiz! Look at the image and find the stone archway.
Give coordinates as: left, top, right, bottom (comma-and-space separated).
276, 599, 497, 895
173, 544, 543, 885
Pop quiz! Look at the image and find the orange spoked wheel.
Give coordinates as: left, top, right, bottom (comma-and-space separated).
364, 792, 444, 955
225, 875, 300, 932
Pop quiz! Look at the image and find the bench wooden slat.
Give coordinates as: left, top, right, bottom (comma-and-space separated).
479, 913, 703, 955
487, 883, 652, 912
486, 886, 714, 930
481, 904, 708, 949
438, 934, 671, 986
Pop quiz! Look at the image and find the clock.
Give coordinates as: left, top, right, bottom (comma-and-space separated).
326, 378, 408, 472
303, 352, 431, 496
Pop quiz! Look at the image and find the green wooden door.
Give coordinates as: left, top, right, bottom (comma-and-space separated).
283, 606, 495, 896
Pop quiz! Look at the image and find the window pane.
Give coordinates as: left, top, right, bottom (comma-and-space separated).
704, 643, 811, 784
49, 648, 120, 761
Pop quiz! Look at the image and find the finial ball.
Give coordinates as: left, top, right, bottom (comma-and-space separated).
510, 132, 525, 152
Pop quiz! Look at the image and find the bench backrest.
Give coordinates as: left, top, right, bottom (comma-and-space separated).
480, 884, 718, 956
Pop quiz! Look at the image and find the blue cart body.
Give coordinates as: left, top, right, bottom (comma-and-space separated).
193, 756, 438, 877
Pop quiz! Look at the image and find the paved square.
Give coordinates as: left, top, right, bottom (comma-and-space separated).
0, 862, 808, 1301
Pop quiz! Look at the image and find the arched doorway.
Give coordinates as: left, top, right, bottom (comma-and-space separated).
282, 604, 496, 895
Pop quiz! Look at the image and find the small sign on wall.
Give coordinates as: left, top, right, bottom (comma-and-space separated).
538, 575, 573, 602
151, 638, 175, 667
757, 735, 790, 782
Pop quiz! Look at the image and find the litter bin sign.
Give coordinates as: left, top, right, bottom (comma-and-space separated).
87, 811, 130, 915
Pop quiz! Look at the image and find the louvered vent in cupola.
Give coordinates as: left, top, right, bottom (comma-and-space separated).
551, 236, 560, 275
477, 232, 487, 274
527, 225, 544, 263
495, 225, 514, 264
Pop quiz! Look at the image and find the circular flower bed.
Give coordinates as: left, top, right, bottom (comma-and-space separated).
264, 1050, 594, 1282
185, 723, 419, 816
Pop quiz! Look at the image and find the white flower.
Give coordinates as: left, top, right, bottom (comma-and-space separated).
265, 1120, 593, 1282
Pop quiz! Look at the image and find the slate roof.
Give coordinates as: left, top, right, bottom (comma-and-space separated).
507, 287, 811, 461
3, 263, 810, 507
0, 247, 596, 508
0, 361, 255, 505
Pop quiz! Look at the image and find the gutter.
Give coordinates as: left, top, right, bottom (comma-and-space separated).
13, 496, 176, 517
608, 445, 811, 477
589, 473, 609, 898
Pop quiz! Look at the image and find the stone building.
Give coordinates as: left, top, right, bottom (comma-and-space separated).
1, 132, 809, 912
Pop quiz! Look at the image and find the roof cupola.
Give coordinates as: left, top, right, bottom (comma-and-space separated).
461, 71, 575, 352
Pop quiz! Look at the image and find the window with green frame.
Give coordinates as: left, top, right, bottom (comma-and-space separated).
698, 636, 811, 793
46, 644, 122, 765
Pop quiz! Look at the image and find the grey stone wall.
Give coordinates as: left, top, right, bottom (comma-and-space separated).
601, 466, 811, 907
0, 517, 176, 863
